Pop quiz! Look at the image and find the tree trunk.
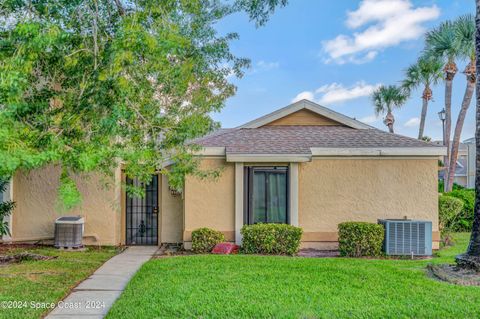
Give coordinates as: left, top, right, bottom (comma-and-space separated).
418, 94, 429, 140
447, 80, 475, 192
466, 1, 480, 257
443, 79, 453, 192
384, 111, 395, 133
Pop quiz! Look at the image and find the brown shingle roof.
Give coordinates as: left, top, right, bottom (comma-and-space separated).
194, 126, 442, 154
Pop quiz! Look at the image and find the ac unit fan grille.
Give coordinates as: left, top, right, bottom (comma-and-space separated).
387, 222, 426, 255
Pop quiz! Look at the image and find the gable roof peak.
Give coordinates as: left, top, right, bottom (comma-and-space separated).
237, 99, 372, 129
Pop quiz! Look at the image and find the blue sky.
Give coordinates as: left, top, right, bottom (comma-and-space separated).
214, 0, 475, 141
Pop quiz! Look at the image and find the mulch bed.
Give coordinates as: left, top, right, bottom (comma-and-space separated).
297, 249, 340, 258
0, 243, 48, 254
0, 244, 57, 265
154, 250, 195, 258
0, 252, 57, 264
428, 263, 480, 286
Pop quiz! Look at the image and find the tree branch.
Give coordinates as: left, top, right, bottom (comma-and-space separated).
113, 0, 125, 16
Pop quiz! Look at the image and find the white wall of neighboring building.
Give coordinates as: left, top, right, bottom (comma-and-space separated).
466, 141, 475, 189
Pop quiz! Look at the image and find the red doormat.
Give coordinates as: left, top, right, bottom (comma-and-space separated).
212, 243, 239, 254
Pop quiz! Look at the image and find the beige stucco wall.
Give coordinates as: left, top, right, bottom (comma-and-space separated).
160, 174, 184, 243
11, 165, 121, 245
298, 158, 439, 249
182, 157, 439, 250
183, 158, 235, 244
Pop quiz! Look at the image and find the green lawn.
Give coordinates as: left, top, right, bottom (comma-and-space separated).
0, 246, 118, 319
108, 233, 479, 319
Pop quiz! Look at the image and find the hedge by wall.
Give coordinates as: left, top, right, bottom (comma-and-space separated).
241, 223, 303, 255
191, 228, 225, 253
338, 222, 384, 257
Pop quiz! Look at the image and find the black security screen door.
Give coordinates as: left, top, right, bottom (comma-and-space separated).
245, 167, 289, 225
126, 175, 158, 245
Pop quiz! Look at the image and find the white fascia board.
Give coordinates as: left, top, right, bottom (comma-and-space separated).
237, 101, 304, 128
310, 147, 447, 157
379, 147, 447, 156
159, 147, 225, 168
302, 100, 371, 129
237, 99, 371, 130
195, 147, 226, 156
226, 154, 311, 163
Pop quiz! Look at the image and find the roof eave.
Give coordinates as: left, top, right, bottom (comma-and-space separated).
310, 147, 447, 157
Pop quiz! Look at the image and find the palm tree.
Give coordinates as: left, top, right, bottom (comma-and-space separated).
371, 85, 408, 134
456, 3, 480, 267
446, 14, 476, 192
402, 55, 443, 140
425, 21, 460, 192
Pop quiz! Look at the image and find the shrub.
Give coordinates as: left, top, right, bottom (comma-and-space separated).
448, 189, 474, 231
338, 222, 384, 257
438, 180, 465, 193
191, 228, 225, 253
439, 195, 464, 231
241, 223, 303, 255
438, 195, 464, 245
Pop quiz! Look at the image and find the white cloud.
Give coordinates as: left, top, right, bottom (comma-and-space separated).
318, 81, 381, 104
291, 91, 315, 103
250, 60, 280, 74
292, 81, 380, 105
322, 0, 440, 64
256, 60, 279, 70
404, 117, 420, 127
359, 114, 380, 124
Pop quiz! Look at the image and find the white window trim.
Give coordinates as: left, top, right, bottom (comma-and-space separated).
234, 163, 244, 245
289, 163, 299, 227
235, 162, 299, 245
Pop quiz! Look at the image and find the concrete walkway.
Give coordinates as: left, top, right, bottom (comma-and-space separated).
47, 246, 158, 319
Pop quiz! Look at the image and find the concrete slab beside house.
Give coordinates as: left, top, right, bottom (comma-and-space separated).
2, 100, 446, 250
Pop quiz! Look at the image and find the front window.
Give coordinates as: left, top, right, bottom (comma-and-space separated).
244, 166, 289, 224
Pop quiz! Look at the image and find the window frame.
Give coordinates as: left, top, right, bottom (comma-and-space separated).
243, 166, 290, 225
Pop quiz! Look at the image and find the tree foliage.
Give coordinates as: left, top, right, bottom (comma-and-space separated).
371, 85, 408, 133
0, 0, 286, 208
402, 55, 443, 94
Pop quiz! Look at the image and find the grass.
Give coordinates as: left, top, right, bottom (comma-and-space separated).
0, 245, 118, 319
107, 233, 480, 319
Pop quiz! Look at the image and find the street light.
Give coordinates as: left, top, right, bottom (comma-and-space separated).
438, 108, 446, 145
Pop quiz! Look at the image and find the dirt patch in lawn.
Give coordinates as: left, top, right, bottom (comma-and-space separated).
428, 263, 480, 286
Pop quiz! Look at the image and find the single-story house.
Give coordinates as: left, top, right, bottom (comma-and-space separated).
2, 100, 446, 249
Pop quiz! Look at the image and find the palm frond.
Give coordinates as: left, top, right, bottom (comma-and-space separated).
371, 89, 385, 116
371, 85, 407, 115
425, 20, 458, 62
0, 177, 9, 194
402, 54, 443, 95
402, 63, 421, 93
454, 14, 475, 61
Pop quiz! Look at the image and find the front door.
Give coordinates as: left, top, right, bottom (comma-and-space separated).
126, 175, 158, 245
